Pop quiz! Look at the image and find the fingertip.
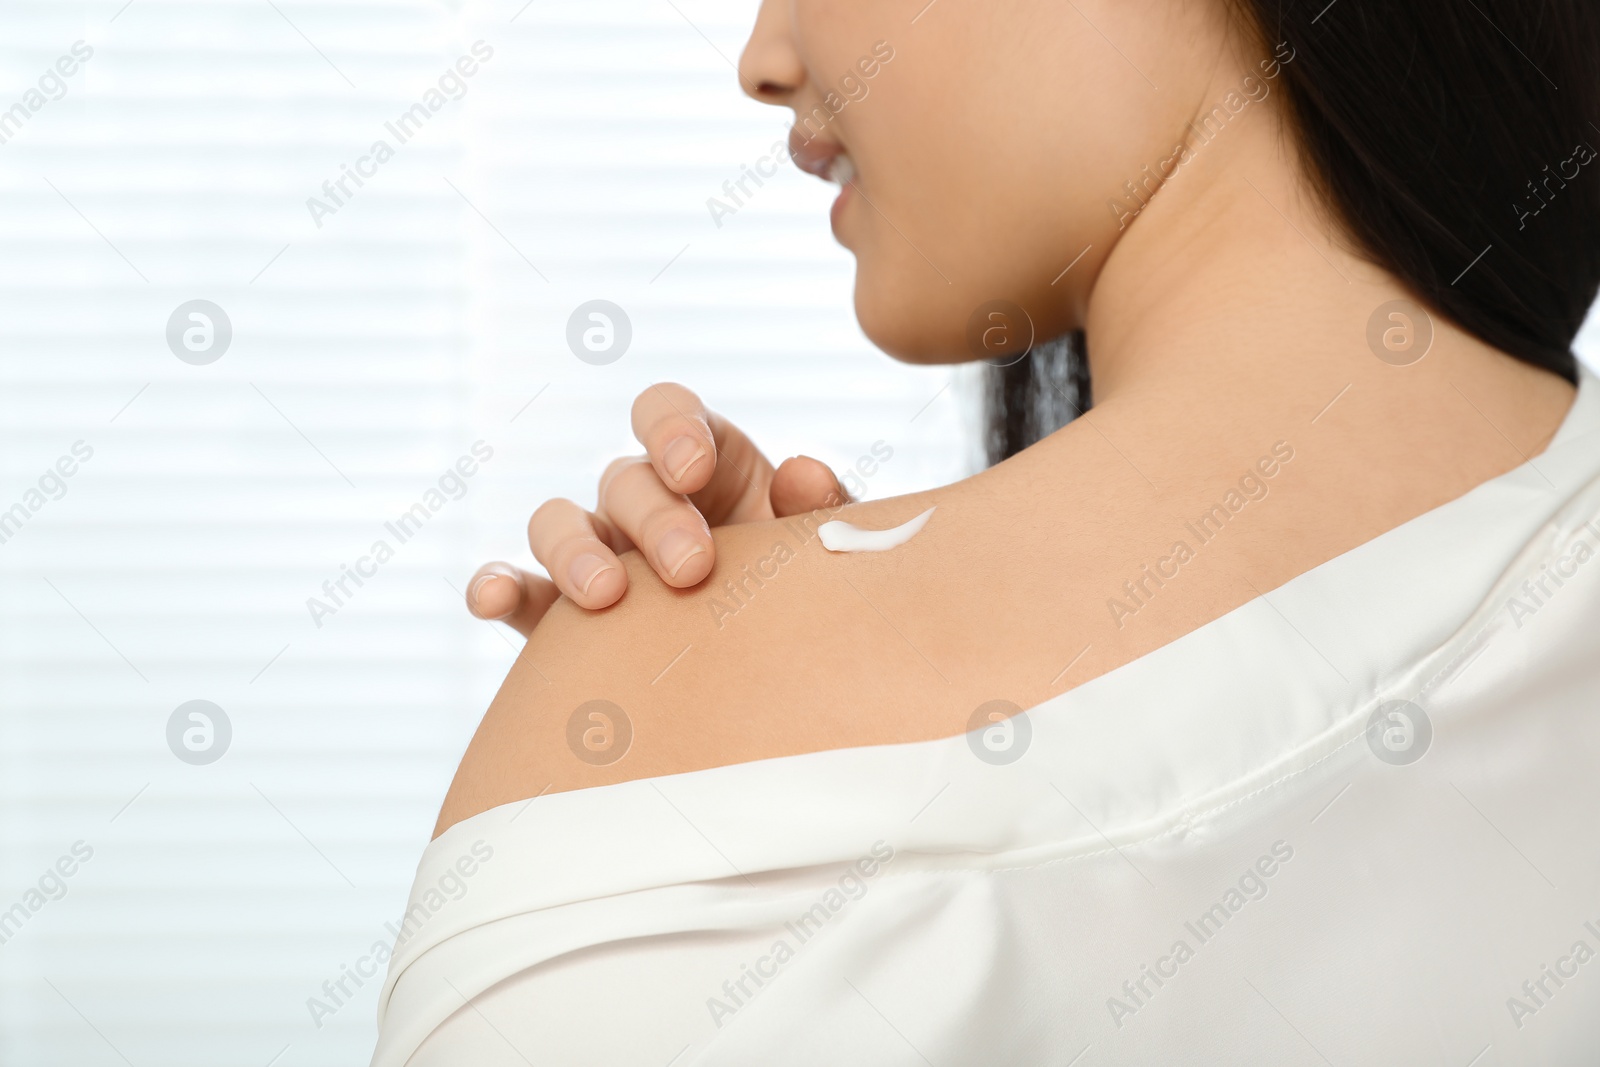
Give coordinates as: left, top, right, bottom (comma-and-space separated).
581, 558, 629, 608
771, 454, 848, 517
469, 570, 519, 620
661, 433, 713, 493
564, 550, 627, 609
665, 546, 713, 588
656, 527, 714, 587
634, 383, 715, 492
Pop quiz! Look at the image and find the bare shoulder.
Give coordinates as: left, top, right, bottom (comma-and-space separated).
431, 490, 993, 838
431, 354, 1584, 838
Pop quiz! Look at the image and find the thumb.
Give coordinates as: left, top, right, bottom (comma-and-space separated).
769, 455, 850, 518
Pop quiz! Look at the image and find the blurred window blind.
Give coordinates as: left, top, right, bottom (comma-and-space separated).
0, 1, 970, 1065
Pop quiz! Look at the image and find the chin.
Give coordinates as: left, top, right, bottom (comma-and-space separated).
851, 259, 971, 365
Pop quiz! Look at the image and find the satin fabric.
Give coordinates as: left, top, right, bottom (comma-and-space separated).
374, 369, 1600, 1066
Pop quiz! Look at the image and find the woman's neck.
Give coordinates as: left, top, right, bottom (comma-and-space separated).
1083, 83, 1386, 404
1069, 72, 1571, 470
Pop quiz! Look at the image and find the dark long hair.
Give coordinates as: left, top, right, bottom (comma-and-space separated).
986, 0, 1600, 464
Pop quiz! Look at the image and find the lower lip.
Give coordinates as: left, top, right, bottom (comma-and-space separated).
829, 181, 855, 233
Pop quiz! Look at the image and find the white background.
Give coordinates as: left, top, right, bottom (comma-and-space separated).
2, 2, 1598, 1065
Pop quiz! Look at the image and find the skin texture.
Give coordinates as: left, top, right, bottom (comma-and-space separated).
433, 0, 1575, 837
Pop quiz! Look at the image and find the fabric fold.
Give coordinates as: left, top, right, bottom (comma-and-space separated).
373, 370, 1600, 1067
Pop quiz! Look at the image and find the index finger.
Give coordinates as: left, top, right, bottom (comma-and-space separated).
631, 383, 776, 525
631, 382, 717, 494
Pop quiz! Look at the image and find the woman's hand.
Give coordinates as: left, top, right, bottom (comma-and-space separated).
465, 383, 847, 637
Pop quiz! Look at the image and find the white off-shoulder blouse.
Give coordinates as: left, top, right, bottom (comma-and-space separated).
373, 368, 1600, 1066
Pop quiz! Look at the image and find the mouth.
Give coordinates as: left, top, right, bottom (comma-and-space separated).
787, 128, 857, 233
825, 153, 856, 186
790, 126, 855, 178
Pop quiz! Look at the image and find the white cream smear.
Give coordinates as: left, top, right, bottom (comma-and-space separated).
817, 506, 936, 553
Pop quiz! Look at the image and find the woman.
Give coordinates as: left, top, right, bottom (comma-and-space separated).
374, 0, 1600, 1063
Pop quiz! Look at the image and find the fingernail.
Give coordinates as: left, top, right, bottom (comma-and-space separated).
568, 553, 614, 596
470, 574, 513, 619
663, 436, 707, 483
658, 528, 708, 579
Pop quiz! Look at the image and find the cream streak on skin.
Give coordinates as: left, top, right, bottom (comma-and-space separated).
817, 507, 936, 552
